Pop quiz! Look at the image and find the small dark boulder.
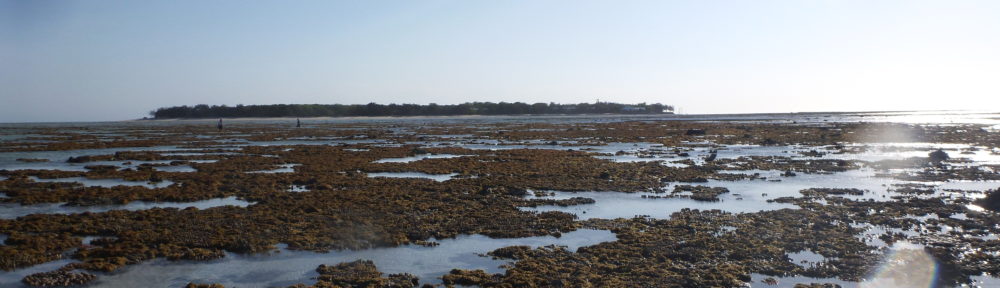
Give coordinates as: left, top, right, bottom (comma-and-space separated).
704, 150, 718, 162
929, 149, 950, 163
685, 129, 706, 136
975, 189, 1000, 212
598, 171, 612, 179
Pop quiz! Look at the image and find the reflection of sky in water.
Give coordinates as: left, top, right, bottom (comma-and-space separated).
787, 249, 826, 267
749, 273, 856, 288
79, 229, 616, 288
524, 169, 1000, 220
28, 176, 174, 189
0, 196, 251, 219
247, 163, 299, 173
374, 154, 469, 163
367, 172, 459, 182
0, 146, 180, 171
521, 189, 798, 219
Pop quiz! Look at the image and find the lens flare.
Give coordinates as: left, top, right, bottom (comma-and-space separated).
857, 124, 917, 144
861, 242, 938, 288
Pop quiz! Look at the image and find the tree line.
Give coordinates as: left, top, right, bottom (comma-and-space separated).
149, 102, 674, 119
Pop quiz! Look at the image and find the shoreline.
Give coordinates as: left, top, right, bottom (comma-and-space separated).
133, 109, 967, 121
0, 109, 994, 125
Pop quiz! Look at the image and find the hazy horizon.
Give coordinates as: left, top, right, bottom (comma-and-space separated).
3, 0, 1000, 123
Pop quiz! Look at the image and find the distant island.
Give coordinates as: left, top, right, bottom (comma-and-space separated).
149, 102, 674, 119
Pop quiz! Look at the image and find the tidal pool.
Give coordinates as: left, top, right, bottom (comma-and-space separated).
747, 273, 855, 288
77, 229, 616, 288
787, 249, 827, 268
0, 146, 180, 171
0, 196, 252, 219
28, 176, 174, 189
247, 163, 299, 173
521, 189, 798, 219
367, 172, 459, 182
374, 154, 469, 163
522, 168, 1000, 220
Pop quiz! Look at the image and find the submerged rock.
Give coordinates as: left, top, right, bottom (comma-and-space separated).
442, 269, 501, 286
799, 188, 865, 197
672, 185, 730, 201
309, 260, 419, 288
22, 269, 96, 287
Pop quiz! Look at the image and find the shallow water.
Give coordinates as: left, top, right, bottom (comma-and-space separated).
970, 275, 1000, 288
0, 159, 208, 173
433, 141, 664, 153
151, 165, 198, 173
521, 189, 798, 219
825, 143, 997, 162
0, 196, 252, 219
374, 154, 469, 163
747, 273, 856, 288
76, 229, 616, 288
0, 146, 180, 171
592, 154, 668, 163
522, 168, 1000, 220
0, 260, 76, 287
247, 163, 299, 173
235, 138, 391, 147
787, 249, 826, 267
707, 169, 897, 201
367, 172, 459, 182
28, 176, 174, 189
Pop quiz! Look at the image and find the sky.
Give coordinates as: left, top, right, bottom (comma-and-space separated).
2, 0, 999, 122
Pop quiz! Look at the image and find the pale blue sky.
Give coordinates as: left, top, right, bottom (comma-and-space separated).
2, 0, 999, 122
